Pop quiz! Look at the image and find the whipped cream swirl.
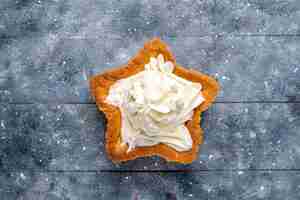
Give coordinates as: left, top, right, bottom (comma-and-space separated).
106, 54, 204, 152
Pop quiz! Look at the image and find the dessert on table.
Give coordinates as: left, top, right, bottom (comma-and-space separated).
90, 38, 219, 163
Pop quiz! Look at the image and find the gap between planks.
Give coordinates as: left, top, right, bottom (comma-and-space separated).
2, 101, 300, 105
3, 169, 300, 173
1, 34, 300, 41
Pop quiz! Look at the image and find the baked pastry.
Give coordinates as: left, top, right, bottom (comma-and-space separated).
90, 38, 219, 163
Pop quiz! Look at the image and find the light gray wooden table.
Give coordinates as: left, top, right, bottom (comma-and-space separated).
0, 0, 300, 199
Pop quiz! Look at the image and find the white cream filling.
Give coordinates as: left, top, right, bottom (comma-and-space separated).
106, 54, 205, 152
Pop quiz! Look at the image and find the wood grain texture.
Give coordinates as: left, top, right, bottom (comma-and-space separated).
1, 35, 300, 103
1, 0, 300, 199
215, 0, 300, 35
1, 103, 299, 171
2, 171, 300, 200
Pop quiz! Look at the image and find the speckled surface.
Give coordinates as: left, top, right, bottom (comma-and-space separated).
1, 0, 300, 199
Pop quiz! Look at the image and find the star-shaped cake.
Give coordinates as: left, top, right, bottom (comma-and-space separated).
90, 38, 219, 163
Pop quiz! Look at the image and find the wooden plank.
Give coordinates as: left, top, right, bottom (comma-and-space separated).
213, 36, 300, 101
0, 171, 120, 200
1, 171, 300, 200
2, 35, 300, 103
1, 103, 299, 171
0, 104, 113, 170
199, 102, 300, 170
115, 170, 300, 200
215, 0, 300, 35
0, 38, 92, 103
0, 0, 215, 40
114, 102, 300, 170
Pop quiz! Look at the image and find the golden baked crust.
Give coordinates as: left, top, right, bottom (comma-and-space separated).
89, 38, 220, 163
